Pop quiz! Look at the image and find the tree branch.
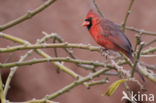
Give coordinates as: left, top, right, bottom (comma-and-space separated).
3, 50, 34, 98
40, 68, 111, 100
0, 43, 100, 53
131, 42, 145, 77
122, 0, 134, 32
3, 33, 79, 98
125, 26, 156, 36
0, 74, 5, 103
0, 57, 107, 68
0, 0, 56, 31
84, 78, 109, 89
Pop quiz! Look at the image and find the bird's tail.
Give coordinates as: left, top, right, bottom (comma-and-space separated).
128, 54, 145, 82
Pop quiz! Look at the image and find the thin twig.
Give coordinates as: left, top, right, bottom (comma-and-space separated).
84, 78, 109, 89
4, 53, 14, 63
141, 47, 156, 55
130, 78, 144, 90
131, 42, 145, 77
138, 64, 156, 83
133, 34, 142, 52
141, 54, 156, 58
145, 38, 156, 47
122, 0, 134, 32
119, 52, 133, 68
0, 74, 5, 103
53, 38, 59, 58
0, 0, 56, 31
93, 0, 104, 17
140, 62, 156, 70
52, 37, 61, 73
125, 26, 156, 36
103, 72, 118, 76
3, 50, 33, 98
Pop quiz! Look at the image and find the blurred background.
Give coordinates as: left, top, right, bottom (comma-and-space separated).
0, 0, 156, 103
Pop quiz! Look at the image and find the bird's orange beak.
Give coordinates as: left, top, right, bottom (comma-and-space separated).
82, 21, 90, 27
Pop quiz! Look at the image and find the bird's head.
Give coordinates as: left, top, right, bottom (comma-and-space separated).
82, 9, 101, 30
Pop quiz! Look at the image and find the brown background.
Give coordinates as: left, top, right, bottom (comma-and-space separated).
0, 0, 156, 103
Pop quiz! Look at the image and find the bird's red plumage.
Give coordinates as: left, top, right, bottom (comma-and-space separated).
83, 9, 144, 81
85, 10, 132, 55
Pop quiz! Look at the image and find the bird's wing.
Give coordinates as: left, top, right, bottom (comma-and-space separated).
100, 19, 132, 53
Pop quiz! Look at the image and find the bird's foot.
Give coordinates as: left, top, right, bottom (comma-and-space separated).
100, 47, 110, 59
100, 47, 108, 52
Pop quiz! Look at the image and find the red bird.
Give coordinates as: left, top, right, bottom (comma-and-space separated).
82, 10, 144, 81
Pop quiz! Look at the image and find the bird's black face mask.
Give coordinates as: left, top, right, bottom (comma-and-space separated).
85, 17, 92, 30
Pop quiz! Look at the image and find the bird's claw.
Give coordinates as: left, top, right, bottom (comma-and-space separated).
100, 47, 110, 59
100, 47, 108, 52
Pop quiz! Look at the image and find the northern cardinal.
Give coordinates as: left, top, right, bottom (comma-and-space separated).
82, 9, 144, 81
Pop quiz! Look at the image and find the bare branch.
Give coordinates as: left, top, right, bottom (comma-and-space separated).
84, 78, 109, 89
0, 43, 100, 53
125, 26, 156, 36
0, 0, 56, 31
0, 57, 107, 69
131, 42, 145, 77
122, 0, 134, 32
0, 74, 5, 103
43, 68, 111, 100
